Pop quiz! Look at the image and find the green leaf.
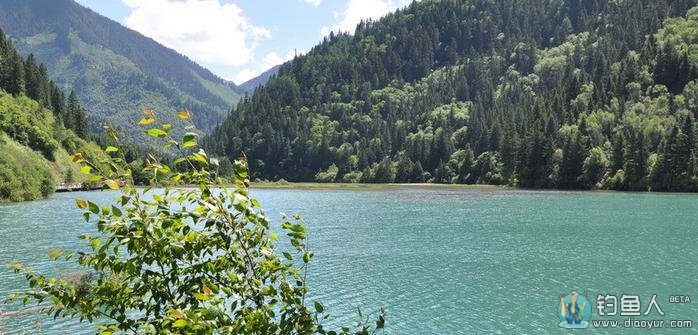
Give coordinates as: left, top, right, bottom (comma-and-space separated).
376, 313, 385, 329
183, 132, 197, 142
182, 140, 197, 148
105, 146, 119, 153
80, 165, 92, 174
193, 292, 210, 301
314, 301, 324, 313
192, 153, 208, 164
172, 319, 188, 328
112, 206, 122, 217
146, 128, 167, 138
88, 201, 100, 214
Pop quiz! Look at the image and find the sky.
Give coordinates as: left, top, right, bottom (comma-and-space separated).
74, 0, 411, 85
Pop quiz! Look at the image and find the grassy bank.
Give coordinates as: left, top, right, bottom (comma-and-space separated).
0, 92, 103, 202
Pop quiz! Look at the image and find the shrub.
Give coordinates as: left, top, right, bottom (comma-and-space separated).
0, 136, 55, 202
9, 114, 384, 334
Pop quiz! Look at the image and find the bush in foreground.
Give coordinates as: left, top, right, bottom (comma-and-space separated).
8, 112, 384, 334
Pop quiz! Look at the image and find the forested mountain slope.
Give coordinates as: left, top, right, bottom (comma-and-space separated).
0, 0, 242, 141
206, 0, 698, 192
0, 29, 101, 201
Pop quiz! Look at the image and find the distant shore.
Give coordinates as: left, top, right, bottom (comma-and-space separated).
249, 181, 507, 191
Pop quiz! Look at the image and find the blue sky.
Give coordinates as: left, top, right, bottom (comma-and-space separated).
74, 0, 410, 85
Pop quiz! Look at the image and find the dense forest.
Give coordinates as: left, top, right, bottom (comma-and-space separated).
0, 28, 99, 201
0, 28, 88, 139
206, 0, 698, 192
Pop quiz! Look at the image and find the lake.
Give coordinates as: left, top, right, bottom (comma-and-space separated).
1, 187, 697, 334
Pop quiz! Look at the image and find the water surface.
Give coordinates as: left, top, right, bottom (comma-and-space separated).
1, 188, 696, 334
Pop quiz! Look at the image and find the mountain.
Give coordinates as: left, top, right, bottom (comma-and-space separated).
0, 29, 102, 202
238, 65, 281, 94
206, 0, 698, 192
0, 0, 242, 142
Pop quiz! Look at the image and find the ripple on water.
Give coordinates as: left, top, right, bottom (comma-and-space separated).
1, 189, 697, 334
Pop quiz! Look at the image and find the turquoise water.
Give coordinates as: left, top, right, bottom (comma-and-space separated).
1, 188, 697, 334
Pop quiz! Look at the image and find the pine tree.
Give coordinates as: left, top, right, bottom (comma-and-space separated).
559, 131, 587, 189
610, 132, 625, 173
50, 85, 67, 123
624, 129, 648, 191
458, 145, 474, 184
67, 90, 89, 138
6, 51, 25, 96
24, 54, 44, 103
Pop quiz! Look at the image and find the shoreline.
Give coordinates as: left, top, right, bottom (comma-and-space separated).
40, 182, 698, 196
249, 182, 507, 191
248, 182, 698, 195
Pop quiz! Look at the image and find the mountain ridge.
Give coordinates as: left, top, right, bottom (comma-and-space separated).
239, 65, 281, 94
0, 0, 243, 140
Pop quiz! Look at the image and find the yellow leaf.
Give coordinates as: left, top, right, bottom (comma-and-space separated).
168, 309, 184, 319
8, 262, 23, 270
143, 109, 155, 116
105, 180, 120, 190
76, 199, 88, 209
177, 110, 191, 119
139, 117, 155, 125
48, 249, 61, 260
70, 153, 85, 163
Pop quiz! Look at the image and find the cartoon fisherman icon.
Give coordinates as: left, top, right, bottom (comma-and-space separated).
561, 291, 585, 324
558, 290, 591, 328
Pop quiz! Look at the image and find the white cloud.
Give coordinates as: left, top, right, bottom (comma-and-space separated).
233, 69, 260, 84
234, 49, 298, 84
321, 0, 412, 36
122, 0, 270, 67
303, 0, 322, 7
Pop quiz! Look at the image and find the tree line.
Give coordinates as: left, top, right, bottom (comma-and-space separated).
0, 28, 88, 139
205, 0, 696, 191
